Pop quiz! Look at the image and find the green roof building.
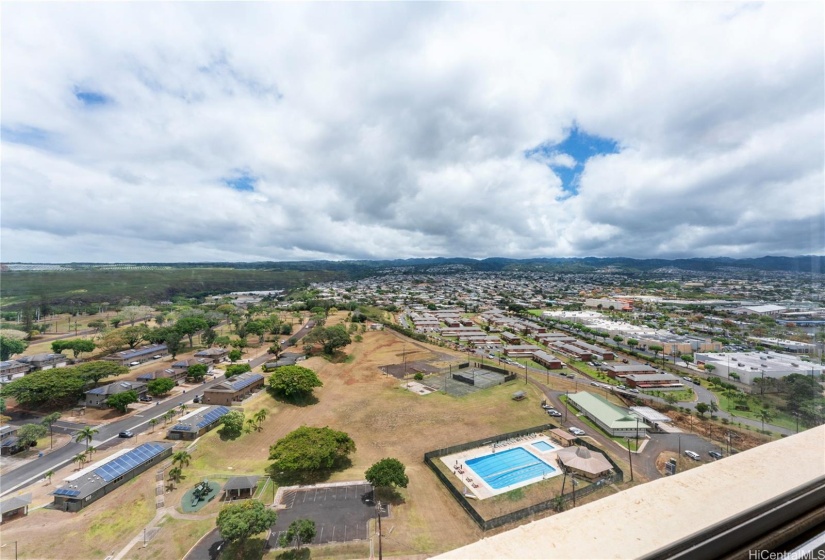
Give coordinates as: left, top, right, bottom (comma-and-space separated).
568, 392, 649, 437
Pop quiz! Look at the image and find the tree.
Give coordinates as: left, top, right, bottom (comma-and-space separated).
228, 349, 243, 362
164, 331, 185, 359
42, 412, 61, 449
187, 363, 208, 382
365, 458, 409, 490
87, 319, 107, 333
73, 361, 129, 386
267, 366, 323, 400
107, 390, 138, 413
45, 469, 55, 484
695, 402, 709, 418
278, 519, 317, 549
304, 325, 352, 355
150, 418, 158, 432
147, 378, 176, 396
613, 335, 623, 344
175, 316, 209, 348
168, 466, 182, 484
201, 328, 217, 347
245, 321, 267, 344
0, 336, 27, 361
254, 409, 268, 431
664, 393, 678, 406
709, 400, 718, 416
680, 354, 693, 367
225, 364, 251, 379
219, 410, 245, 439
649, 345, 664, 360
216, 500, 278, 556
17, 423, 48, 448
269, 426, 355, 477
759, 407, 774, 431
704, 363, 716, 375
1, 368, 89, 408
280, 323, 292, 335
626, 339, 639, 350
75, 426, 99, 453
122, 325, 149, 349
99, 330, 128, 353
172, 450, 192, 470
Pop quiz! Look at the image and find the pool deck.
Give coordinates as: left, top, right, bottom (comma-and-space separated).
439, 434, 563, 499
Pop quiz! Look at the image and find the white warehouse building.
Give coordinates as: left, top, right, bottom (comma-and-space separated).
695, 351, 825, 385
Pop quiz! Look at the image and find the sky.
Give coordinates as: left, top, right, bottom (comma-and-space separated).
1, 2, 823, 263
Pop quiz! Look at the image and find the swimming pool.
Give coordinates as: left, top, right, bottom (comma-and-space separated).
466, 447, 556, 490
532, 441, 556, 452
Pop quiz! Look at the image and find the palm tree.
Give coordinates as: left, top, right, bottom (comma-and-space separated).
245, 418, 256, 433
254, 409, 268, 430
87, 445, 96, 458
75, 426, 99, 453
179, 404, 187, 416
168, 466, 182, 485
45, 469, 55, 484
172, 450, 191, 470
150, 418, 158, 433
73, 452, 86, 469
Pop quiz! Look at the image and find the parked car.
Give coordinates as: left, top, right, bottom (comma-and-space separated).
622, 358, 629, 363
118, 431, 134, 438
568, 427, 586, 436
129, 361, 140, 367
547, 410, 562, 417
709, 450, 723, 460
590, 381, 600, 387
193, 395, 201, 403
684, 450, 701, 460
139, 395, 152, 402
152, 355, 162, 359
628, 388, 639, 393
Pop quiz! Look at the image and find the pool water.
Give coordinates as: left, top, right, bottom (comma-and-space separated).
466, 447, 556, 489
532, 441, 556, 452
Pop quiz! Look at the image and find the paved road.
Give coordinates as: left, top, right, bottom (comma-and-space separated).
184, 528, 226, 560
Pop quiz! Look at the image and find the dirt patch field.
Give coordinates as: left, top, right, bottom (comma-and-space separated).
0, 314, 605, 559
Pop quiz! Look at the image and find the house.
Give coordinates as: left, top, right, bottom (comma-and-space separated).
567, 392, 649, 437
0, 360, 31, 383
167, 406, 232, 440
0, 425, 22, 456
202, 373, 265, 406
500, 332, 521, 345
603, 364, 658, 379
1, 493, 32, 523
15, 353, 68, 371
532, 350, 563, 369
171, 359, 214, 375
136, 368, 186, 383
52, 442, 173, 512
548, 428, 578, 447
503, 345, 541, 358
103, 344, 168, 366
194, 347, 230, 363
223, 476, 259, 500
624, 373, 683, 389
555, 446, 613, 480
550, 343, 592, 361
85, 381, 148, 408
570, 341, 615, 361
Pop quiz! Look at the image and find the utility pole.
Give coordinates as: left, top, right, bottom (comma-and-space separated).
376, 500, 383, 560
627, 438, 634, 482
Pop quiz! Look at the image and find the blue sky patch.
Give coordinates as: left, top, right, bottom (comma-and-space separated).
74, 88, 110, 106
526, 125, 620, 195
2, 124, 55, 150
223, 171, 257, 192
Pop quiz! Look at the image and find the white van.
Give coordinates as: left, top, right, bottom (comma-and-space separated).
684, 450, 700, 461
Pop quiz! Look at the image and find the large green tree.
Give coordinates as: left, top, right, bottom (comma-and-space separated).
216, 500, 277, 556
51, 338, 97, 359
267, 366, 323, 400
1, 368, 88, 407
122, 325, 149, 349
17, 423, 47, 448
0, 336, 27, 361
219, 410, 245, 439
225, 363, 251, 379
365, 458, 409, 490
187, 363, 208, 382
175, 316, 209, 348
107, 390, 138, 413
73, 361, 129, 386
269, 426, 355, 477
304, 324, 351, 355
147, 378, 176, 396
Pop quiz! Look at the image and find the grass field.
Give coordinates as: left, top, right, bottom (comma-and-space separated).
0, 313, 630, 559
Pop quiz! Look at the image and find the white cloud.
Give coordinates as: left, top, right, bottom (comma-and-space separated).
1, 2, 823, 262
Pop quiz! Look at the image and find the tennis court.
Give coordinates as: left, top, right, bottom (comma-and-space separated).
466, 447, 557, 490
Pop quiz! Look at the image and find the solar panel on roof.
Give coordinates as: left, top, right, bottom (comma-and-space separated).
196, 406, 231, 429
171, 423, 193, 431
94, 442, 167, 482
230, 374, 263, 391
53, 488, 80, 497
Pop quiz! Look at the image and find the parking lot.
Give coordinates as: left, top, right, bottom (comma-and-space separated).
269, 483, 387, 547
